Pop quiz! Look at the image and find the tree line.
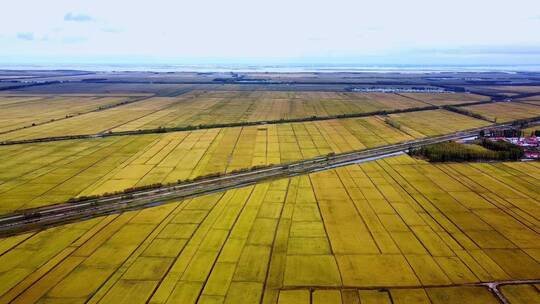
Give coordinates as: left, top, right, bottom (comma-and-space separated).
409, 139, 524, 162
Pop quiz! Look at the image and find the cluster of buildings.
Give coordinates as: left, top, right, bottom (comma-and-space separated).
489, 136, 540, 159
348, 87, 451, 93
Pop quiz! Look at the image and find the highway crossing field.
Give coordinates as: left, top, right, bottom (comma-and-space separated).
0, 87, 538, 304
0, 116, 412, 213
0, 155, 539, 303
0, 111, 490, 214
0, 91, 431, 141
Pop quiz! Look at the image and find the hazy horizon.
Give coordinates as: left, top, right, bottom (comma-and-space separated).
2, 0, 540, 67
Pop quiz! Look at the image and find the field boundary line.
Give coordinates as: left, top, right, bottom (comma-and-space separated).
0, 94, 159, 137
3, 95, 535, 146
2, 119, 539, 236
0, 105, 440, 145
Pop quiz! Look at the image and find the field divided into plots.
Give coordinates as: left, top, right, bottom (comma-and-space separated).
488, 86, 540, 95
387, 109, 491, 137
0, 96, 185, 141
516, 96, 540, 102
399, 93, 489, 106
277, 285, 540, 304
465, 86, 540, 97
0, 155, 539, 303
460, 102, 540, 122
112, 91, 429, 132
519, 100, 540, 107
0, 110, 490, 214
0, 116, 415, 214
0, 91, 431, 141
0, 95, 137, 133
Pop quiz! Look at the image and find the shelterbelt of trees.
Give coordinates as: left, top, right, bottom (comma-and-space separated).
409, 139, 524, 162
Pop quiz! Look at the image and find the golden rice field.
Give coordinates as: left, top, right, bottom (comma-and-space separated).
0, 154, 539, 303
520, 100, 540, 106
0, 116, 416, 214
466, 86, 540, 97
387, 109, 491, 137
112, 91, 430, 132
0, 95, 136, 133
0, 91, 431, 141
0, 110, 490, 214
461, 102, 540, 123
0, 96, 185, 141
0, 93, 152, 97
400, 93, 489, 105
522, 125, 540, 135
516, 96, 540, 102
490, 86, 540, 94
278, 285, 540, 304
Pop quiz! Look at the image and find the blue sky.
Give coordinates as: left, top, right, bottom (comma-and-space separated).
1, 0, 540, 65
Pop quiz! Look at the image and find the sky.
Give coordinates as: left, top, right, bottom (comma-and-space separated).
1, 0, 540, 66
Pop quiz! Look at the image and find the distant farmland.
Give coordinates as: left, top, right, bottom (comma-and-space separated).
461, 102, 540, 122
0, 73, 539, 304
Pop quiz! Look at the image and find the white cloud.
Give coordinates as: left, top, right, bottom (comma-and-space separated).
64, 12, 93, 22
0, 0, 539, 64
16, 32, 34, 41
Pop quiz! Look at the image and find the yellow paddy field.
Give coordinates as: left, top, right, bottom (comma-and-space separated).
516, 96, 540, 102
0, 95, 136, 134
0, 91, 431, 141
465, 86, 540, 97
523, 125, 540, 136
0, 111, 489, 214
0, 96, 183, 141
520, 100, 540, 106
0, 155, 539, 303
489, 86, 540, 95
461, 102, 540, 122
400, 93, 489, 106
112, 91, 430, 132
387, 109, 491, 137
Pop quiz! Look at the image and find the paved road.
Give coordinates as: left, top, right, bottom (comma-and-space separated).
1, 120, 535, 236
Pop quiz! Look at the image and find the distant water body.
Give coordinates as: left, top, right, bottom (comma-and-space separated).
1, 63, 540, 73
